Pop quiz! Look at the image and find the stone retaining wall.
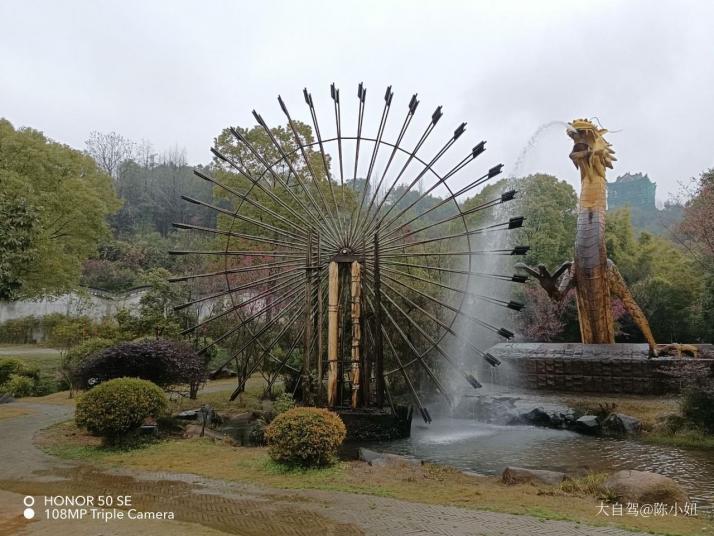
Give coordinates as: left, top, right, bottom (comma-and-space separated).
486, 343, 714, 395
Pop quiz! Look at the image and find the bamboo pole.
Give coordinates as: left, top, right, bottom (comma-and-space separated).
350, 261, 362, 409
327, 261, 339, 407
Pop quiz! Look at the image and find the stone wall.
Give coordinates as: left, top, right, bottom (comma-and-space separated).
0, 287, 149, 324
486, 343, 714, 395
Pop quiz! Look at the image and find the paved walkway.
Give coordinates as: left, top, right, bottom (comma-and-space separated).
0, 401, 652, 536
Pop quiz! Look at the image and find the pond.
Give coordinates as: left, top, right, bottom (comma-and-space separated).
360, 416, 714, 512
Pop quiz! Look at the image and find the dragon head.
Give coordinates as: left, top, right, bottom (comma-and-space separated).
566, 118, 617, 177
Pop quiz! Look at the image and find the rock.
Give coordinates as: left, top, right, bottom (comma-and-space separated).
514, 407, 571, 429
182, 423, 225, 440
358, 448, 382, 464
358, 448, 421, 467
549, 413, 564, 427
176, 409, 199, 420
209, 368, 237, 380
502, 466, 569, 486
562, 411, 579, 426
601, 413, 641, 437
603, 470, 689, 506
0, 394, 14, 404
522, 407, 552, 426
575, 415, 600, 435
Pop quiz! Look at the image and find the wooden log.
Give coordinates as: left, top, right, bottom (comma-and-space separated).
350, 261, 362, 408
327, 261, 339, 406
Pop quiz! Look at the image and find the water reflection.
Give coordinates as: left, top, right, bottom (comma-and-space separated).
363, 417, 714, 510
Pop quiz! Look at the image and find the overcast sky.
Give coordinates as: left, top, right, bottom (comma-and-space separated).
2, 0, 712, 201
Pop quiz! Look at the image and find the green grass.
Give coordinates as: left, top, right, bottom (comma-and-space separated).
643, 429, 714, 449
0, 344, 62, 380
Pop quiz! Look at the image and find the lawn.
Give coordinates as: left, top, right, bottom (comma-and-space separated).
0, 344, 62, 383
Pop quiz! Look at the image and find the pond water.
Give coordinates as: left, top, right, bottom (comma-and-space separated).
360, 417, 714, 512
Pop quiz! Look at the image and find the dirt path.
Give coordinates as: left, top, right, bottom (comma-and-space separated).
0, 402, 652, 536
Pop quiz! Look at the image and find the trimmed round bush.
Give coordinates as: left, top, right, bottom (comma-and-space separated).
265, 407, 346, 466
74, 339, 205, 391
60, 337, 114, 392
75, 377, 167, 439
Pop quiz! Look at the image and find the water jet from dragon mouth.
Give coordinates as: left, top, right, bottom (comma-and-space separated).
510, 120, 568, 179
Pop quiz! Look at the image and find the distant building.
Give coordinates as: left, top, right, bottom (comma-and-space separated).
607, 172, 657, 211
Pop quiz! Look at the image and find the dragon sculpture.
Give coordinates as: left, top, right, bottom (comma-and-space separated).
517, 118, 696, 357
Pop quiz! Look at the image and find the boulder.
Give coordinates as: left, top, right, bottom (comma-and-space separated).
0, 394, 14, 404
549, 413, 564, 427
603, 470, 689, 506
575, 415, 600, 435
522, 407, 552, 427
358, 448, 421, 467
601, 413, 641, 437
502, 466, 568, 486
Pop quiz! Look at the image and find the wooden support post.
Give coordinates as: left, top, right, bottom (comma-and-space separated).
350, 261, 362, 409
374, 231, 385, 407
360, 239, 370, 406
327, 261, 339, 407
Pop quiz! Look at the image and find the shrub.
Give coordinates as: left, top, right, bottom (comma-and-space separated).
265, 407, 346, 466
273, 393, 295, 414
673, 362, 714, 434
0, 357, 44, 397
0, 316, 38, 344
74, 339, 206, 395
45, 315, 94, 348
0, 358, 27, 385
59, 338, 114, 394
681, 381, 714, 433
249, 416, 269, 446
75, 377, 167, 440
2, 374, 35, 397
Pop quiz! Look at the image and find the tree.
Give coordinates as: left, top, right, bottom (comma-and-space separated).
606, 208, 704, 342
463, 174, 577, 270
0, 193, 38, 299
518, 285, 568, 341
85, 131, 135, 180
676, 168, 714, 265
0, 119, 121, 298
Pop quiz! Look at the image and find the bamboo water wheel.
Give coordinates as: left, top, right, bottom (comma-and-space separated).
170, 83, 528, 422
